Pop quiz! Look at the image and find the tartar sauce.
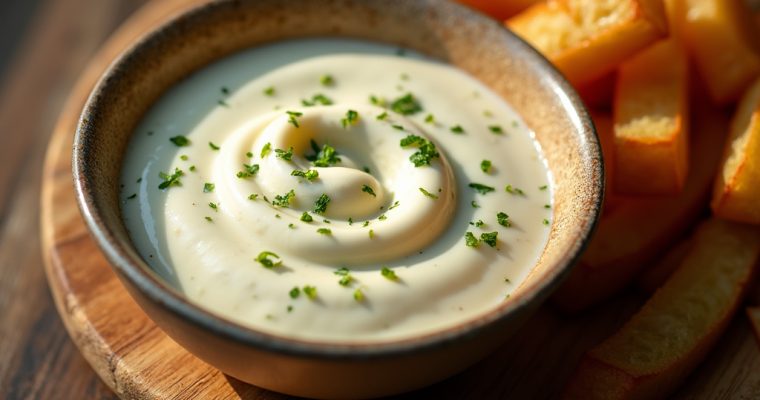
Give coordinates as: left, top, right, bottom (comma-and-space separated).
121, 39, 552, 342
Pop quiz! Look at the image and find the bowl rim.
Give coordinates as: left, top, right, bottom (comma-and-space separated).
73, 0, 603, 359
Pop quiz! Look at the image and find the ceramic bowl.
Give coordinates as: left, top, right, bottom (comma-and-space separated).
73, 0, 603, 398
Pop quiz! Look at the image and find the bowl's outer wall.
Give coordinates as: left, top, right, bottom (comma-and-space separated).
73, 0, 602, 397
120, 268, 540, 398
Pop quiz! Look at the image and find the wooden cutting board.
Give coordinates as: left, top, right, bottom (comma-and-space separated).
39, 0, 760, 398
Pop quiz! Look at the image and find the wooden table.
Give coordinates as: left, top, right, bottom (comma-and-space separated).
2, 1, 760, 399
0, 0, 148, 397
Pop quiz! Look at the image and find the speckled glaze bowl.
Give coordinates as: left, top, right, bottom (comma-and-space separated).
73, 0, 603, 398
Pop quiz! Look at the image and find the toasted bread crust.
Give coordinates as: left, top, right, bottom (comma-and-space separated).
712, 77, 760, 223
678, 0, 760, 104
507, 0, 667, 86
564, 219, 760, 399
613, 39, 689, 195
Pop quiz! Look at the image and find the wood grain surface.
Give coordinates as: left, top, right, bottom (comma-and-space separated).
3, 0, 759, 399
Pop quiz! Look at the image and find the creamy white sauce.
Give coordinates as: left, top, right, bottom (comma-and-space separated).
121, 39, 552, 342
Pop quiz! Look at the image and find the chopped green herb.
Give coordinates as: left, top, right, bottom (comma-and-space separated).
369, 95, 386, 107
320, 74, 334, 86
339, 274, 353, 286
301, 93, 333, 107
471, 201, 480, 208
376, 111, 389, 120
391, 93, 422, 115
256, 251, 282, 268
308, 143, 341, 167
400, 73, 410, 81
218, 99, 229, 107
158, 168, 184, 189
335, 268, 352, 286
203, 183, 215, 193
341, 109, 359, 128
169, 135, 190, 147
543, 218, 550, 226
221, 86, 229, 95
363, 166, 371, 173
246, 151, 253, 158
450, 125, 465, 134
362, 221, 370, 227
465, 232, 480, 247
481, 160, 492, 173
388, 201, 400, 210
208, 202, 218, 211
419, 187, 439, 199
272, 189, 295, 207
303, 286, 318, 299
400, 134, 440, 167
469, 183, 495, 194
286, 111, 303, 128
288, 223, 296, 229
338, 275, 354, 286
317, 228, 332, 235
205, 216, 213, 222
313, 194, 330, 214
263, 86, 275, 96
348, 217, 354, 225
544, 204, 551, 209
127, 193, 137, 200
209, 141, 220, 150
539, 185, 548, 191
189, 165, 197, 172
289, 287, 300, 299
470, 220, 485, 227
489, 125, 503, 134
180, 155, 188, 161
287, 305, 293, 312
353, 288, 364, 302
248, 194, 259, 200
368, 229, 375, 238
381, 267, 399, 281
505, 185, 525, 195
481, 232, 498, 247
260, 142, 272, 158
378, 214, 387, 221
136, 178, 142, 183
300, 212, 313, 222
275, 147, 294, 161
291, 169, 319, 181
497, 212, 511, 227
424, 114, 435, 124
236, 163, 260, 178
361, 185, 376, 197
392, 124, 405, 131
